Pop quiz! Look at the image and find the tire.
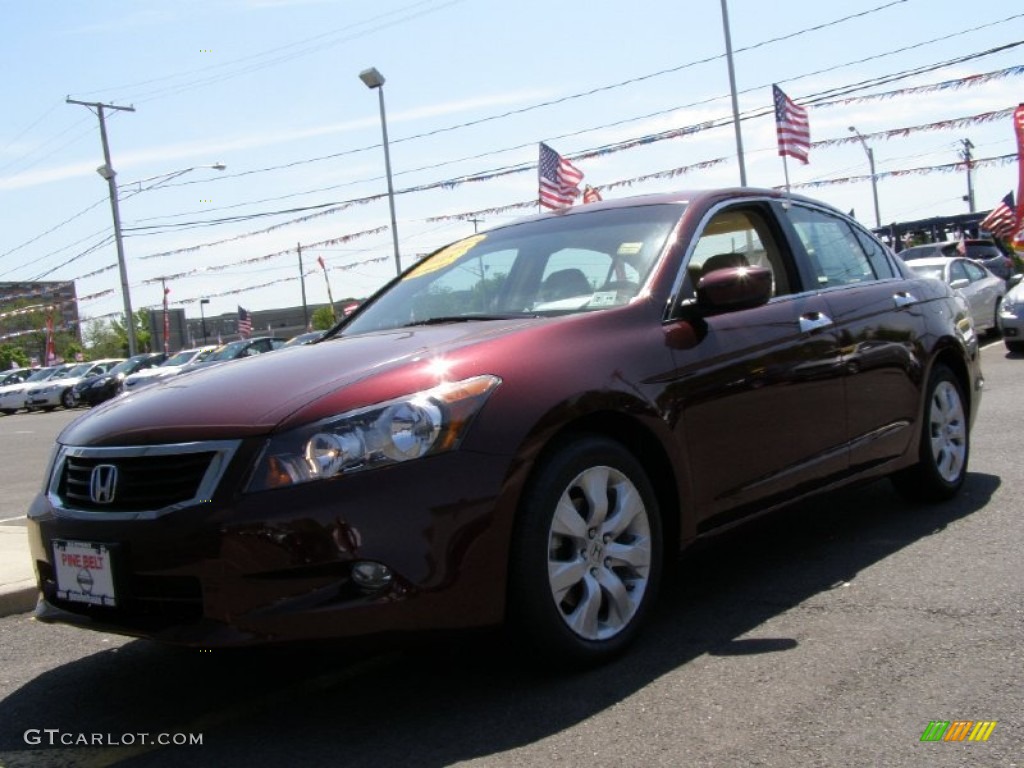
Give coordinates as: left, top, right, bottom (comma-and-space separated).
891, 364, 968, 502
61, 389, 75, 408
508, 435, 662, 667
1006, 340, 1024, 354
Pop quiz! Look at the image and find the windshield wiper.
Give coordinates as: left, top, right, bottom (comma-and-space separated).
400, 313, 535, 328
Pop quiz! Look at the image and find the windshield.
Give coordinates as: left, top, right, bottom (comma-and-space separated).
342, 205, 682, 335
208, 340, 249, 361
163, 349, 200, 366
25, 367, 56, 382
62, 363, 94, 377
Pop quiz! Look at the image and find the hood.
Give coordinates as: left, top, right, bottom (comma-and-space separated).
59, 318, 544, 446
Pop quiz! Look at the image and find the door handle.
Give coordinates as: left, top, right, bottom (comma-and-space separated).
893, 291, 917, 308
799, 312, 833, 333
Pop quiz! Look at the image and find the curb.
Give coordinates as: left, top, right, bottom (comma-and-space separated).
0, 584, 39, 619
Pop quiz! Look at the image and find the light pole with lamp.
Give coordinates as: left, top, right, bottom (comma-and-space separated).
848, 126, 881, 229
359, 67, 402, 276
121, 163, 226, 198
199, 299, 210, 345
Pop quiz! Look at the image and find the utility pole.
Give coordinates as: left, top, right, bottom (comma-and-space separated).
297, 242, 309, 329
469, 217, 484, 233
961, 138, 976, 213
67, 98, 138, 355
160, 277, 170, 355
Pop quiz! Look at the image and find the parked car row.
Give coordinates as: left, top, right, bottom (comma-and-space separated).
0, 333, 314, 417
123, 346, 217, 394
72, 353, 167, 407
24, 359, 123, 411
0, 364, 77, 415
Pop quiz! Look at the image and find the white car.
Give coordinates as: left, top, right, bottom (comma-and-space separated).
24, 359, 122, 411
0, 365, 72, 414
906, 256, 1006, 334
123, 346, 217, 393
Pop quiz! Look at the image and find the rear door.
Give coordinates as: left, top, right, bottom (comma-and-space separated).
778, 202, 925, 471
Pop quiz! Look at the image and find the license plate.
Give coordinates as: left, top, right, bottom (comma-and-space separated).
53, 540, 117, 606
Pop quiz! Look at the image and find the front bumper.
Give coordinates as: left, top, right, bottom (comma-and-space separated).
27, 448, 518, 647
26, 394, 59, 408
999, 312, 1023, 339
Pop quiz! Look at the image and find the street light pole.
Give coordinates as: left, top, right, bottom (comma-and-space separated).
848, 126, 881, 228
719, 0, 747, 186
122, 163, 226, 198
199, 299, 210, 345
359, 67, 402, 276
68, 98, 138, 355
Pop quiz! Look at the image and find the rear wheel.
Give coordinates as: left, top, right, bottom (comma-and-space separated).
61, 389, 75, 408
508, 436, 662, 667
891, 364, 968, 502
1006, 340, 1024, 354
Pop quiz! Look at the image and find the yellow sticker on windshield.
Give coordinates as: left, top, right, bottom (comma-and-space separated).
407, 234, 487, 278
617, 242, 643, 255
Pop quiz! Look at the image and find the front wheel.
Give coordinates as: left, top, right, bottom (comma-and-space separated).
61, 389, 75, 408
891, 364, 968, 502
508, 436, 662, 667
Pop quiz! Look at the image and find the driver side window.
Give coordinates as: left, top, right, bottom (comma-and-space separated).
682, 208, 787, 301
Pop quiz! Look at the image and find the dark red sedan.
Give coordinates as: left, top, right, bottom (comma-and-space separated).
28, 188, 983, 666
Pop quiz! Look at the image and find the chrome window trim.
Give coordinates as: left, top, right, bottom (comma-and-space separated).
47, 440, 241, 521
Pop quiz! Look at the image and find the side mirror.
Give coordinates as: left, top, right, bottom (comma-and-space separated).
1009, 273, 1023, 287
696, 266, 773, 316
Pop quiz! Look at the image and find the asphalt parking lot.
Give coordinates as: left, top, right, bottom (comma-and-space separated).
0, 340, 1020, 767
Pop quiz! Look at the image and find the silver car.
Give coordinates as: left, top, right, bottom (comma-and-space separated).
123, 346, 218, 393
999, 278, 1024, 353
907, 256, 1006, 334
0, 365, 72, 414
24, 359, 122, 411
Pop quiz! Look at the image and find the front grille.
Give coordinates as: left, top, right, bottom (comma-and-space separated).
60, 453, 215, 512
49, 440, 240, 518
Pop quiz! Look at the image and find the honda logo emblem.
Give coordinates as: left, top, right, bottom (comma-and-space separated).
89, 464, 119, 504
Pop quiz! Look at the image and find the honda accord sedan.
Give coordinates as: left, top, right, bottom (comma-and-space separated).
28, 188, 983, 666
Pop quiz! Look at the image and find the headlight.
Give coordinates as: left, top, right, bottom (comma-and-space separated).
1000, 300, 1020, 317
247, 374, 501, 491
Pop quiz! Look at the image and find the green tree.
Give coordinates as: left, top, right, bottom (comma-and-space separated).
82, 318, 125, 357
311, 306, 336, 330
91, 309, 153, 356
0, 344, 29, 370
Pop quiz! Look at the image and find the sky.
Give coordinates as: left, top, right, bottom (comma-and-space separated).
1, 0, 1022, 334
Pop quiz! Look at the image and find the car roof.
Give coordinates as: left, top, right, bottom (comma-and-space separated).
486, 187, 843, 231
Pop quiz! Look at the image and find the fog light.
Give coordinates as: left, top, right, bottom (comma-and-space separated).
351, 560, 393, 591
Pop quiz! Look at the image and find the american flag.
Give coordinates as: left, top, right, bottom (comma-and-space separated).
773, 85, 810, 164
237, 306, 252, 338
583, 185, 602, 204
539, 142, 584, 210
980, 192, 1017, 238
